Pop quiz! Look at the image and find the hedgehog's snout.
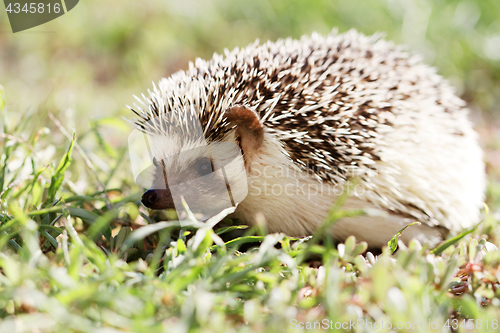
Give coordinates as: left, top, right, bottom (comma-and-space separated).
141, 189, 175, 210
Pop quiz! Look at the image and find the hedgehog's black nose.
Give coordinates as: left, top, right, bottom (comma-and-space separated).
141, 189, 175, 210
142, 190, 158, 207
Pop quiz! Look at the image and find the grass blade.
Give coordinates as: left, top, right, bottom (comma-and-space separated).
47, 133, 75, 204
387, 222, 421, 253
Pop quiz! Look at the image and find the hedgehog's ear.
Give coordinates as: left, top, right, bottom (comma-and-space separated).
224, 105, 264, 159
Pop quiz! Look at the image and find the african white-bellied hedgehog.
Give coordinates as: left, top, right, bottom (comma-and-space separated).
130, 29, 486, 248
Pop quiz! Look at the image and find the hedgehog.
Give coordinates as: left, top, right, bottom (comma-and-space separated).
129, 29, 486, 248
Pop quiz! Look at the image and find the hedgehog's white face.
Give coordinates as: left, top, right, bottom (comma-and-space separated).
140, 128, 249, 220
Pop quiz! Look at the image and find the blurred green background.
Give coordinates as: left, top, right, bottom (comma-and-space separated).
1, 0, 500, 190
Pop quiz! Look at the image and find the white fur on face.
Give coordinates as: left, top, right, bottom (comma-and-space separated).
146, 130, 249, 219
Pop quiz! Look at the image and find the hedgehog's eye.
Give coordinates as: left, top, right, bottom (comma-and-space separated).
153, 157, 159, 167
194, 157, 213, 177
